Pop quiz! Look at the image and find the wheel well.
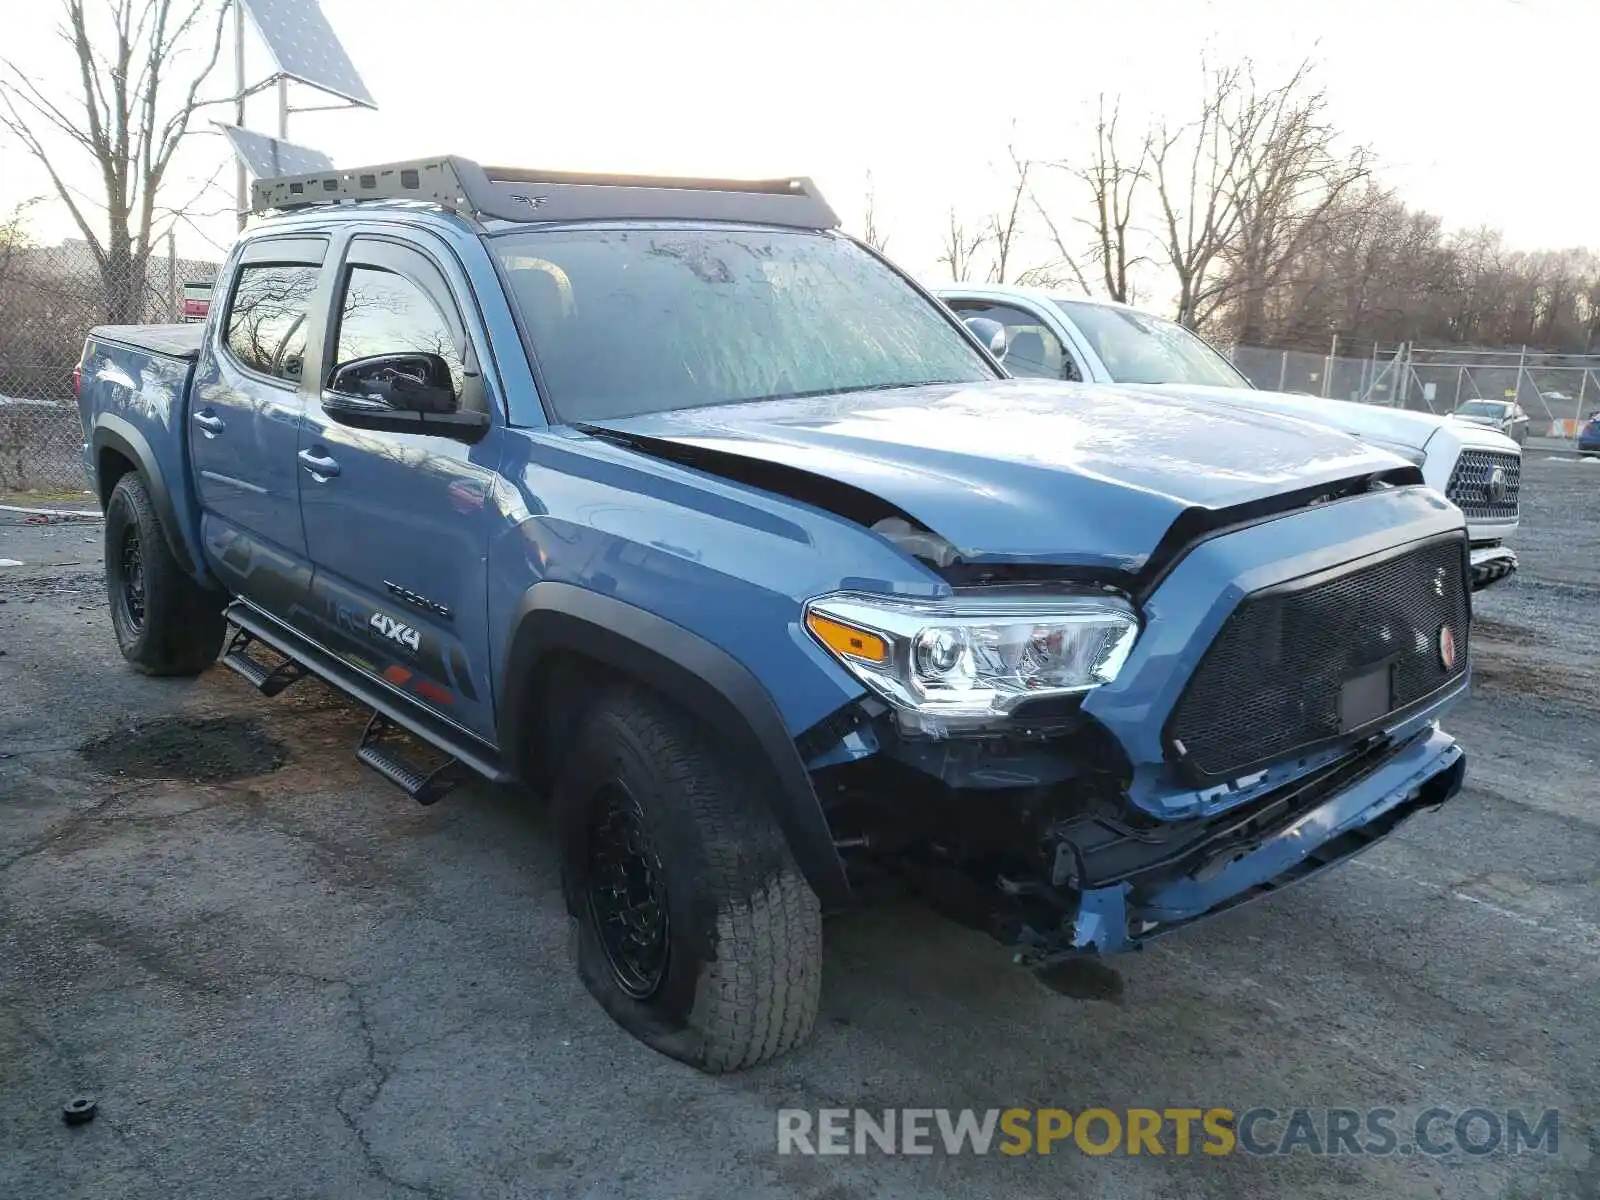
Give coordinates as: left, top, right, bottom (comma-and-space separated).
96, 446, 136, 508
518, 648, 622, 789
498, 587, 852, 906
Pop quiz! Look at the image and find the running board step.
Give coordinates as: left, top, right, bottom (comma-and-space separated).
220, 601, 513, 788
220, 627, 310, 697
356, 712, 469, 806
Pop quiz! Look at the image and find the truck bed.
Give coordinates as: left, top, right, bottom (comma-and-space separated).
87, 323, 204, 361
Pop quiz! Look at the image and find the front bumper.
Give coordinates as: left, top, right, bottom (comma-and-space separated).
1469, 543, 1517, 590
1023, 725, 1464, 961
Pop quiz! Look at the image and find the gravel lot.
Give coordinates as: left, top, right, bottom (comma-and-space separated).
2, 457, 1597, 1200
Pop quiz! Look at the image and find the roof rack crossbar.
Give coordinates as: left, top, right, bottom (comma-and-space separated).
251, 155, 839, 230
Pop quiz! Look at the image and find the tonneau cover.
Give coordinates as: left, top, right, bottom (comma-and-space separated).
89, 323, 204, 361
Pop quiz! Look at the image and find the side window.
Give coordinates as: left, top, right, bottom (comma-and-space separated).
225, 263, 320, 381
949, 300, 1079, 382
332, 265, 467, 399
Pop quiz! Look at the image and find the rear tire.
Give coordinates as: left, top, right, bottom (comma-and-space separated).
104, 473, 226, 675
555, 686, 822, 1072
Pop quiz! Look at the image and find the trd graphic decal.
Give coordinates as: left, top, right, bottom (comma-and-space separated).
369, 611, 422, 652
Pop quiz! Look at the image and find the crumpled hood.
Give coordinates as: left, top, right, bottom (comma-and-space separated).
589, 379, 1411, 569
1147, 383, 1454, 452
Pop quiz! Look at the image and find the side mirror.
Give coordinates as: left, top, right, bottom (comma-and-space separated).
329, 352, 457, 413
963, 316, 1008, 360
323, 352, 488, 441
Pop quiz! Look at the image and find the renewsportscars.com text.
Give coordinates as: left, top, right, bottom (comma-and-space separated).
776, 1107, 1559, 1157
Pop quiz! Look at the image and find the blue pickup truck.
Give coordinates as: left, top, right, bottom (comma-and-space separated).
77, 157, 1470, 1072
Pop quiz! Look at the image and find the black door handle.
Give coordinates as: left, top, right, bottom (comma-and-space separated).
192, 410, 225, 436
297, 448, 341, 479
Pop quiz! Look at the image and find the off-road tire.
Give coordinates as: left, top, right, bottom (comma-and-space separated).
104, 473, 226, 675
556, 686, 823, 1072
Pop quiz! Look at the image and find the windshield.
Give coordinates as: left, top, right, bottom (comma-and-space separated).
493, 227, 995, 422
1456, 401, 1509, 418
1054, 300, 1248, 388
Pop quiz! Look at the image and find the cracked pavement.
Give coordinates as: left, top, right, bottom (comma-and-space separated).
2, 455, 1598, 1199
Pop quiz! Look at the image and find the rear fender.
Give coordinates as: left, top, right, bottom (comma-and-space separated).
91, 416, 210, 585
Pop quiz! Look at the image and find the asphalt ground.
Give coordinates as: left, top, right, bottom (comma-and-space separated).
1, 455, 1597, 1199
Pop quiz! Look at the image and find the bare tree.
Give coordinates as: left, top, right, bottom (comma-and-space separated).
0, 0, 229, 323
937, 206, 990, 283
1038, 96, 1147, 302
985, 141, 1030, 284
859, 171, 891, 255
1027, 198, 1094, 297
1146, 62, 1254, 329
1216, 61, 1373, 343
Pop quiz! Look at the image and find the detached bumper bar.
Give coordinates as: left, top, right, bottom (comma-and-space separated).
1055, 726, 1465, 959
1469, 544, 1517, 591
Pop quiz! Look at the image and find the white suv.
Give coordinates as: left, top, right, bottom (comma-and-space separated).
936, 284, 1520, 590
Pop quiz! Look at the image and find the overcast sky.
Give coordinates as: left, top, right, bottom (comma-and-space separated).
0, 0, 1590, 280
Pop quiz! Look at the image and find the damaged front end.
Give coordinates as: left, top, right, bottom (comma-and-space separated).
582, 396, 1472, 963
792, 485, 1473, 964
807, 714, 1463, 962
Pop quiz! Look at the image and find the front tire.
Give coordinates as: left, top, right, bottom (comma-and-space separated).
555, 687, 823, 1072
105, 473, 226, 675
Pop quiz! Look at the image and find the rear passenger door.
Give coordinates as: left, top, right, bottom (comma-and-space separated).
295, 233, 503, 741
190, 235, 327, 619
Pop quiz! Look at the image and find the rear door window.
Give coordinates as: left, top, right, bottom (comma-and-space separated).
225, 263, 320, 382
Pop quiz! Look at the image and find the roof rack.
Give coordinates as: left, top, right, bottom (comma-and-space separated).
250, 155, 839, 230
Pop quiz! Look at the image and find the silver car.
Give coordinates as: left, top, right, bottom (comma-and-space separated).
1449, 399, 1529, 445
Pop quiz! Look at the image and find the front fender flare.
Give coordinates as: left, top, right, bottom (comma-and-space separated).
498, 582, 850, 907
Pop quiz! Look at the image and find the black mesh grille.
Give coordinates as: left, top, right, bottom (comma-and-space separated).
1445, 450, 1520, 520
1167, 538, 1469, 780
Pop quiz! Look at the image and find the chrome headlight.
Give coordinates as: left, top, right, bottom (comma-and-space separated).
804, 591, 1140, 737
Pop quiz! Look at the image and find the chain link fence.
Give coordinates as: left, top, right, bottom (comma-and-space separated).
1230, 342, 1600, 434
0, 239, 218, 494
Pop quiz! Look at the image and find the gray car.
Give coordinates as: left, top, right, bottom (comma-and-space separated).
1450, 399, 1528, 445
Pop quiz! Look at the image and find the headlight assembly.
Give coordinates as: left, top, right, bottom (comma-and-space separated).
804, 590, 1140, 737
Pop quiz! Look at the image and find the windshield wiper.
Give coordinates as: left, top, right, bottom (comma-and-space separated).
746, 380, 964, 404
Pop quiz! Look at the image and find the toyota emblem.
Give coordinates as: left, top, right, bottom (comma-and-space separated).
1438, 625, 1458, 670
1486, 466, 1508, 505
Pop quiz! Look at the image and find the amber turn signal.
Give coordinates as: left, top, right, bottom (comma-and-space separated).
805, 612, 889, 663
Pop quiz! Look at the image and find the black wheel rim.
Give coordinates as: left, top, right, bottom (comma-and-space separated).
118, 523, 146, 632
585, 783, 670, 1000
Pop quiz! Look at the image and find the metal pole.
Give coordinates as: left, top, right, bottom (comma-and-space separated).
1323, 333, 1337, 398
1278, 349, 1288, 392
1454, 364, 1464, 408
1577, 370, 1589, 442
166, 229, 178, 320
233, 0, 246, 231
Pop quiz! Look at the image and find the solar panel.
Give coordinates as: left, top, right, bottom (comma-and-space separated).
216, 124, 335, 179
240, 0, 375, 108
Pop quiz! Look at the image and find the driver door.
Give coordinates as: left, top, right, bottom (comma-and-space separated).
295, 233, 503, 740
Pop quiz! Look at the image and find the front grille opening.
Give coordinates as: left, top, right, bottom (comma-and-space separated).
1166, 536, 1469, 781
1446, 450, 1520, 520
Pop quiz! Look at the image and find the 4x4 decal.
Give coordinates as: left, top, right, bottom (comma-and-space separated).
369, 610, 421, 652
